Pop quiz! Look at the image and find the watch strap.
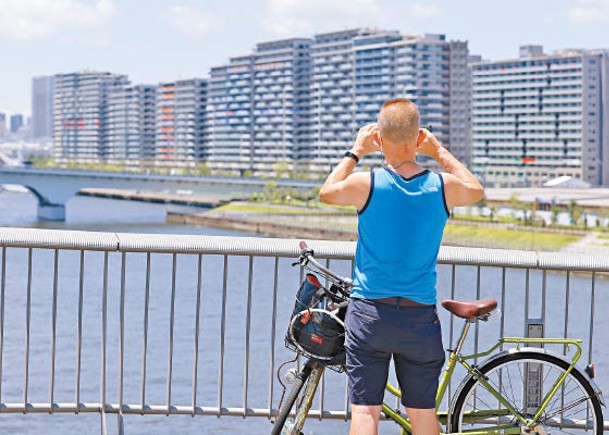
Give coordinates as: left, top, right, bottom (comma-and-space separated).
343, 151, 360, 164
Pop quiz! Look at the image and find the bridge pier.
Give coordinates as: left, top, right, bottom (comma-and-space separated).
38, 203, 66, 221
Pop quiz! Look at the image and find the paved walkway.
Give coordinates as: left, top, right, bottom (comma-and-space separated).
561, 232, 609, 254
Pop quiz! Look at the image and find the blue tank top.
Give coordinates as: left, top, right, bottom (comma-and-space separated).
352, 167, 449, 305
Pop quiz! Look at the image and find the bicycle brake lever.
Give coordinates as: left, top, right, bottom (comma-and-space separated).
291, 256, 309, 267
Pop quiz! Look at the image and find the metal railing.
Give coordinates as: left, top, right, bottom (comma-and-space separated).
0, 226, 607, 434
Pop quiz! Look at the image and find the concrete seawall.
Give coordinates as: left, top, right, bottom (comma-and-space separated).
79, 188, 228, 208
167, 212, 357, 241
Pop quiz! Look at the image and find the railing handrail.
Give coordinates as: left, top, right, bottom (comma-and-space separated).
1, 226, 609, 272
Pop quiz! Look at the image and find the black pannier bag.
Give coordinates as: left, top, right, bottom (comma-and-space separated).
285, 273, 346, 370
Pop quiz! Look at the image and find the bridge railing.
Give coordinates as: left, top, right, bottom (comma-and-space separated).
0, 227, 607, 434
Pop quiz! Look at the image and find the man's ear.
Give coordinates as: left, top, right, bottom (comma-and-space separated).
416, 129, 425, 146
373, 130, 382, 145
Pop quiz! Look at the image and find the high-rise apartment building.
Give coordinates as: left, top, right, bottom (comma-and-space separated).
155, 79, 207, 165
32, 76, 55, 139
10, 114, 24, 133
310, 29, 470, 171
207, 30, 469, 175
208, 56, 256, 172
0, 113, 6, 137
208, 38, 312, 174
53, 72, 129, 161
107, 84, 156, 162
48, 28, 471, 172
472, 47, 609, 187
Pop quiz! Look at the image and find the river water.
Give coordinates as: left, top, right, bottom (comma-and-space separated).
0, 190, 607, 435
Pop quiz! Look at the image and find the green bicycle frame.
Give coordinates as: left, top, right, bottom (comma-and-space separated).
381, 336, 583, 435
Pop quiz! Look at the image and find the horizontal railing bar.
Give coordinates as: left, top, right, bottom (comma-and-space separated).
0, 403, 348, 419
2, 228, 609, 271
0, 228, 118, 251
0, 403, 604, 429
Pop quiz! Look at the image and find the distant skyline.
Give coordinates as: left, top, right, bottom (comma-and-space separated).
1, 0, 608, 116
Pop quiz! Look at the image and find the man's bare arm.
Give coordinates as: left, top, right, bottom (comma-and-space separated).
416, 129, 484, 210
319, 124, 380, 209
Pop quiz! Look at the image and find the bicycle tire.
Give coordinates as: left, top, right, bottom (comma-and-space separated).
271, 360, 323, 435
450, 351, 603, 434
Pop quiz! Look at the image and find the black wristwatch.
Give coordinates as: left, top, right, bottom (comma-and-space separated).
343, 151, 360, 164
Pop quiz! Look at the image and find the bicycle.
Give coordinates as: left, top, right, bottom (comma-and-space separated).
271, 241, 605, 435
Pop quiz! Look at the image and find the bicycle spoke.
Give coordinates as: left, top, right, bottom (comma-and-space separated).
477, 373, 521, 426
504, 362, 517, 410
541, 396, 595, 423
546, 383, 580, 413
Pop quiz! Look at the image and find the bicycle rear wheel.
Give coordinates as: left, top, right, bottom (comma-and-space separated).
450, 351, 603, 434
271, 360, 324, 435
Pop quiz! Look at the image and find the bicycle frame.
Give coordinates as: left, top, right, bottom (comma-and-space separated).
381, 318, 584, 435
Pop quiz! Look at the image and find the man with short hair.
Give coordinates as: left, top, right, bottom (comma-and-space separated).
319, 99, 484, 435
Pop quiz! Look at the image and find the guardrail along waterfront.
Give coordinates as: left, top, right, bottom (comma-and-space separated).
0, 227, 607, 434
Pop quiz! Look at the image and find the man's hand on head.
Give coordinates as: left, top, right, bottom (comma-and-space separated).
416, 128, 445, 160
351, 123, 381, 159
319, 123, 379, 209
417, 128, 484, 209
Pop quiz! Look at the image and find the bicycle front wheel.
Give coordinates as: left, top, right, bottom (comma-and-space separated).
450, 351, 603, 434
271, 360, 324, 435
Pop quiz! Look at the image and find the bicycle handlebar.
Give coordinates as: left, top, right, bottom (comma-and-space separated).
297, 241, 352, 290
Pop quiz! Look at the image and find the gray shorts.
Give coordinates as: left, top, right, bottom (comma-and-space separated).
345, 298, 445, 409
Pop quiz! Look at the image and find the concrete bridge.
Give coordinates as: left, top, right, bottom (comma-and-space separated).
0, 167, 317, 220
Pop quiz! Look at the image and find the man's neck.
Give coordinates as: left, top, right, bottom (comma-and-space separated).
384, 151, 417, 168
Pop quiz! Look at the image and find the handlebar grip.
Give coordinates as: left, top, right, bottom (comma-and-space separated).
299, 241, 308, 250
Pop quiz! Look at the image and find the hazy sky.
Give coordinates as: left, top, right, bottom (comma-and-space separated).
1, 0, 608, 116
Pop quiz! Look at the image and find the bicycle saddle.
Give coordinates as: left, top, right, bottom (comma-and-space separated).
441, 299, 497, 319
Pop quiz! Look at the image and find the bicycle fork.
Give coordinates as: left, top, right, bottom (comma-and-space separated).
292, 361, 325, 434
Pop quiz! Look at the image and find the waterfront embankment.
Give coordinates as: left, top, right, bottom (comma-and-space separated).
167, 201, 594, 252
77, 188, 609, 252
168, 211, 357, 241
79, 187, 229, 208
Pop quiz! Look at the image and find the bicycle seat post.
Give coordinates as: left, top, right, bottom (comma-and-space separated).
453, 319, 473, 356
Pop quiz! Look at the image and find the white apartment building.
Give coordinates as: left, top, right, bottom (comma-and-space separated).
53, 72, 129, 162
155, 79, 207, 166
472, 46, 609, 187
207, 38, 312, 175
107, 84, 156, 163
310, 29, 470, 172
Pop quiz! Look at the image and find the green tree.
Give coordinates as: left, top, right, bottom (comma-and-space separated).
273, 161, 289, 179
263, 181, 279, 202
523, 201, 537, 226
508, 193, 523, 221
197, 164, 211, 176
550, 205, 562, 227
568, 200, 583, 227
488, 204, 497, 223
27, 154, 55, 168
